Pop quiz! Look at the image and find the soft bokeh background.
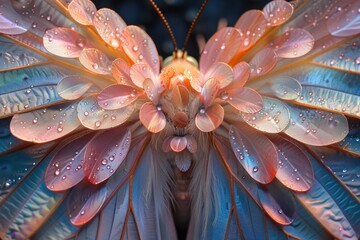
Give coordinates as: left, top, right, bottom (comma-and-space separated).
92, 0, 270, 59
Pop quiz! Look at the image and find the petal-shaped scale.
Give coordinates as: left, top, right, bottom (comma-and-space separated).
79, 48, 111, 75
0, 2, 30, 34
195, 103, 224, 132
241, 97, 290, 133
143, 78, 160, 103
45, 133, 96, 191
120, 25, 160, 75
111, 58, 133, 85
77, 96, 134, 130
175, 153, 191, 172
269, 29, 314, 58
10, 102, 81, 143
93, 8, 126, 48
224, 87, 263, 113
170, 136, 187, 152
185, 135, 197, 153
263, 0, 293, 26
327, 1, 360, 37
130, 62, 155, 88
84, 128, 131, 184
68, 0, 97, 26
204, 62, 233, 89
43, 27, 87, 58
68, 183, 108, 226
200, 27, 242, 71
184, 65, 202, 92
97, 84, 138, 110
229, 124, 278, 184
234, 10, 268, 50
295, 86, 360, 118
201, 78, 220, 107
173, 112, 189, 128
269, 135, 314, 192
258, 183, 295, 225
249, 48, 277, 76
257, 76, 302, 100
57, 76, 93, 100
139, 102, 166, 133
229, 61, 251, 89
172, 85, 189, 109
284, 106, 349, 146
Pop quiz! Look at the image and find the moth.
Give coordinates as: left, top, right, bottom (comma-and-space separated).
0, 0, 359, 239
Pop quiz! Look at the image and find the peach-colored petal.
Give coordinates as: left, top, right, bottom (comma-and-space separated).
10, 102, 80, 143
195, 103, 224, 132
231, 61, 251, 89
139, 102, 166, 133
97, 84, 138, 110
186, 67, 203, 92
241, 97, 290, 133
130, 62, 154, 88
229, 124, 278, 184
185, 135, 197, 153
68, 0, 96, 26
249, 48, 277, 76
257, 76, 302, 100
204, 62, 233, 89
172, 85, 190, 109
120, 25, 160, 75
225, 87, 263, 113
93, 8, 126, 48
45, 133, 95, 191
77, 96, 134, 130
327, 1, 360, 37
263, 0, 293, 26
269, 29, 314, 58
170, 136, 187, 152
57, 76, 93, 100
84, 128, 131, 184
284, 107, 349, 146
200, 27, 242, 71
111, 58, 133, 85
79, 48, 112, 74
201, 78, 220, 107
43, 27, 87, 58
234, 10, 268, 50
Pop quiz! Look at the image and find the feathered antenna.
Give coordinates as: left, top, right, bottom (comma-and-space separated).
148, 0, 178, 52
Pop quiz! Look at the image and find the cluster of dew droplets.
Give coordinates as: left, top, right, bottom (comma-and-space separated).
0, 162, 36, 190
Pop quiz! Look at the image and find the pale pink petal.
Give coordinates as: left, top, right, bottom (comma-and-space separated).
10, 102, 80, 143
57, 76, 93, 100
241, 97, 290, 133
68, 183, 107, 226
225, 87, 263, 113
200, 27, 242, 71
201, 78, 220, 107
204, 62, 233, 89
229, 124, 278, 184
185, 135, 197, 153
139, 102, 166, 133
327, 1, 360, 37
0, 2, 30, 34
77, 96, 134, 130
269, 29, 314, 58
43, 27, 87, 58
97, 84, 138, 110
249, 48, 277, 76
45, 133, 95, 191
284, 107, 348, 146
111, 58, 133, 85
79, 48, 112, 74
173, 112, 189, 129
120, 26, 160, 75
263, 0, 293, 26
257, 76, 302, 100
231, 61, 251, 89
270, 135, 314, 192
130, 62, 154, 88
143, 78, 160, 103
84, 128, 131, 184
170, 136, 187, 152
195, 103, 224, 132
68, 0, 97, 25
172, 85, 190, 109
162, 136, 172, 152
93, 8, 126, 48
234, 10, 268, 50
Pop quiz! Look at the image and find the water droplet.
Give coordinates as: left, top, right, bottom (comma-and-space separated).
95, 121, 101, 128
109, 155, 115, 161
253, 166, 258, 173
55, 169, 60, 176
80, 210, 85, 215
101, 159, 107, 165
132, 45, 139, 52
92, 63, 99, 70
57, 126, 63, 133
76, 38, 86, 48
